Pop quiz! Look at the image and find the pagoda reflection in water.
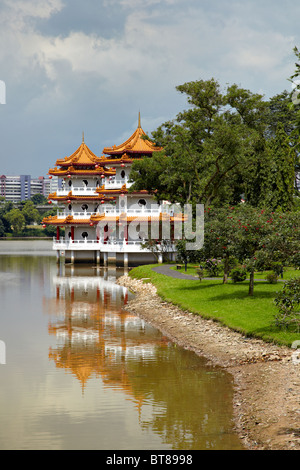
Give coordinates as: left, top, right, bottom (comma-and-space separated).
45, 266, 168, 399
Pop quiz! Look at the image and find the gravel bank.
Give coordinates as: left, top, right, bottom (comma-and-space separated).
117, 274, 300, 451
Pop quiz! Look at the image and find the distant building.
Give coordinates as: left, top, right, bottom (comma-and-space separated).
0, 174, 58, 202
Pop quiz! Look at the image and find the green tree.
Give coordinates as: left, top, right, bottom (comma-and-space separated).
22, 201, 40, 225
0, 219, 5, 237
5, 209, 25, 233
244, 123, 297, 209
130, 78, 297, 210
201, 207, 239, 283
31, 194, 47, 205
0, 201, 13, 234
200, 205, 300, 295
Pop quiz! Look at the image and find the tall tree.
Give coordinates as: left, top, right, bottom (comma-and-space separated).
130, 78, 296, 209
5, 209, 25, 233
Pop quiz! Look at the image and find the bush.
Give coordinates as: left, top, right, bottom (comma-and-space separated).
196, 268, 204, 282
274, 278, 300, 331
205, 258, 222, 277
266, 271, 278, 284
231, 267, 247, 283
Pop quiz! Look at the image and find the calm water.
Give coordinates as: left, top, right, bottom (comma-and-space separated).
0, 241, 243, 450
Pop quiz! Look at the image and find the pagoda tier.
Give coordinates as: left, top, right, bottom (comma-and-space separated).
55, 134, 103, 167
102, 113, 162, 157
48, 166, 115, 177
48, 135, 115, 177
96, 154, 137, 167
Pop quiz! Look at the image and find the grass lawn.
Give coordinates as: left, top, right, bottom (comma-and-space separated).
171, 264, 300, 280
129, 264, 300, 347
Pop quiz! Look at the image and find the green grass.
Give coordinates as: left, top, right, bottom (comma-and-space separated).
129, 264, 300, 347
171, 264, 300, 280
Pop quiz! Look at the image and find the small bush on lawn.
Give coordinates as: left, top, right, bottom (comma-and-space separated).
231, 267, 247, 283
266, 271, 278, 284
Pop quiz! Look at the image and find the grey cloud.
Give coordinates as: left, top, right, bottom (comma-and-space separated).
0, 0, 299, 176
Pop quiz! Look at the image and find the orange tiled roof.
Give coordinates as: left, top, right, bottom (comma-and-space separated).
48, 191, 115, 202
95, 184, 149, 196
55, 135, 103, 167
49, 166, 115, 177
103, 114, 162, 156
42, 212, 186, 226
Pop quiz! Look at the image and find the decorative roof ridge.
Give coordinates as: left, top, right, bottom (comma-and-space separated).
56, 139, 101, 166
103, 126, 143, 153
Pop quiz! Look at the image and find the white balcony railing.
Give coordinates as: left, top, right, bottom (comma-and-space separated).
52, 237, 177, 253
56, 210, 96, 219
56, 179, 133, 196
56, 206, 168, 219
57, 187, 99, 196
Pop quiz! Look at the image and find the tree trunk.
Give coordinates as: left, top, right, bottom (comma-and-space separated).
223, 254, 229, 284
249, 270, 254, 296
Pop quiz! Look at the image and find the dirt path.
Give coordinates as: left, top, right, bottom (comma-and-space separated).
117, 274, 300, 451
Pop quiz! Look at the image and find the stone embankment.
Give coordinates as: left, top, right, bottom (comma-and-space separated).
117, 274, 300, 451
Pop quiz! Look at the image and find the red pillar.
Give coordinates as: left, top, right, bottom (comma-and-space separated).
56, 226, 60, 241
71, 226, 74, 241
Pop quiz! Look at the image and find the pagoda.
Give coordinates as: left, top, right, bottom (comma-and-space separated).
42, 115, 179, 266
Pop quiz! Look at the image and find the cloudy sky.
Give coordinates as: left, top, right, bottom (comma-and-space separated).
0, 0, 299, 176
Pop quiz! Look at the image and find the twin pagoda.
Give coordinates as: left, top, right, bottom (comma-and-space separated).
42, 115, 179, 266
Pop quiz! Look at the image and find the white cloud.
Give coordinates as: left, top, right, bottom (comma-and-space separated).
0, 0, 299, 174
3, 0, 63, 21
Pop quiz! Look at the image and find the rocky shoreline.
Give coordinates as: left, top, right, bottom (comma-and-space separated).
117, 274, 300, 451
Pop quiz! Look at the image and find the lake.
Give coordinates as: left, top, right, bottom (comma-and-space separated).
0, 240, 243, 450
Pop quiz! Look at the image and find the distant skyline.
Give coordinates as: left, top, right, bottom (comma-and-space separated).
0, 0, 299, 176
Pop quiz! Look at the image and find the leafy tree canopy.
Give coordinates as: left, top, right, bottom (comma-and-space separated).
130, 78, 299, 210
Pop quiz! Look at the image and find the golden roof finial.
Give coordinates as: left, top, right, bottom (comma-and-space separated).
82, 131, 85, 143
138, 111, 141, 129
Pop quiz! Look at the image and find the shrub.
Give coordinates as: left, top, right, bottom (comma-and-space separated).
266, 271, 278, 284
196, 268, 204, 282
205, 258, 222, 277
231, 267, 247, 283
274, 278, 300, 331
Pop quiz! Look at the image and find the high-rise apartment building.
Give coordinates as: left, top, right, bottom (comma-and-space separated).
0, 175, 58, 202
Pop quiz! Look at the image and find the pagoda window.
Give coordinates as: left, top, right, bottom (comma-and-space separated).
68, 204, 72, 211
138, 199, 146, 206
81, 204, 89, 211
83, 180, 88, 186
68, 180, 72, 187
82, 232, 88, 239
121, 170, 126, 179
